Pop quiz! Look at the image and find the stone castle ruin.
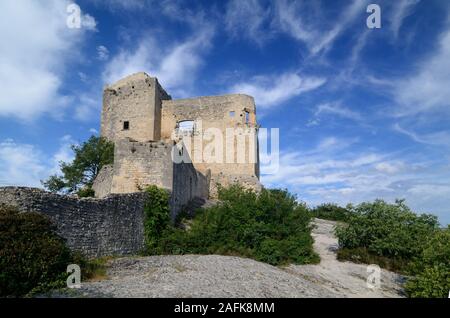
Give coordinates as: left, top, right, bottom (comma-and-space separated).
0, 72, 262, 257
93, 72, 262, 218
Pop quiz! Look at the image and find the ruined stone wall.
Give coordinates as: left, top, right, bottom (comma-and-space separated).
92, 164, 113, 198
101, 72, 171, 143
171, 158, 210, 218
209, 174, 262, 198
95, 138, 209, 219
0, 187, 147, 258
161, 94, 261, 196
110, 139, 174, 194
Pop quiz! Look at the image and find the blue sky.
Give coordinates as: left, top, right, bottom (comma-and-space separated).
0, 0, 449, 224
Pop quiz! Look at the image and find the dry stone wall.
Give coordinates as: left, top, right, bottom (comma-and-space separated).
0, 187, 148, 258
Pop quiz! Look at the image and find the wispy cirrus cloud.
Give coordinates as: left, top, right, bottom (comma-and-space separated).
314, 102, 363, 122
230, 72, 326, 109
224, 0, 369, 56
261, 137, 450, 224
224, 0, 272, 45
393, 123, 450, 147
394, 28, 450, 117
389, 0, 420, 39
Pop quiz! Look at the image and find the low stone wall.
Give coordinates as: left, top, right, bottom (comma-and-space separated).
0, 187, 148, 258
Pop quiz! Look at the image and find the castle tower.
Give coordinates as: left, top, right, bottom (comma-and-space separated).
101, 72, 171, 143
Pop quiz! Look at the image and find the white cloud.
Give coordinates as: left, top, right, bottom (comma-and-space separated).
50, 135, 75, 175
260, 140, 450, 224
309, 0, 367, 55
314, 102, 363, 121
91, 0, 146, 11
393, 123, 450, 146
81, 13, 98, 31
0, 0, 97, 121
230, 72, 326, 108
0, 136, 75, 187
103, 28, 214, 97
395, 28, 450, 116
97, 45, 110, 61
273, 0, 318, 47
74, 94, 101, 122
0, 140, 46, 187
389, 0, 420, 39
274, 0, 368, 55
224, 0, 272, 45
222, 0, 369, 56
375, 161, 404, 174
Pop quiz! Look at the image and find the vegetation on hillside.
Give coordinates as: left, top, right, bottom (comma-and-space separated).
0, 205, 72, 297
0, 205, 110, 297
334, 199, 449, 298
310, 203, 350, 222
143, 185, 319, 266
42, 135, 114, 197
404, 225, 450, 298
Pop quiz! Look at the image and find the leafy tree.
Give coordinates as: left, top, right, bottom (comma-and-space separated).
42, 136, 114, 197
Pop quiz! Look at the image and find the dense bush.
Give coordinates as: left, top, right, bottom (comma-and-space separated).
310, 203, 350, 222
405, 226, 450, 298
335, 199, 438, 262
0, 205, 72, 297
144, 185, 319, 266
143, 185, 172, 254
335, 199, 449, 298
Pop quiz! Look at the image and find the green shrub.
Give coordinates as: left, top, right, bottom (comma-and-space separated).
144, 185, 319, 266
335, 199, 438, 262
334, 199, 448, 298
143, 185, 171, 254
405, 226, 450, 298
310, 203, 350, 222
0, 205, 72, 297
76, 186, 95, 198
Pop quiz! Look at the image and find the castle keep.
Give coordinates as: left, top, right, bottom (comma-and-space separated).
0, 72, 262, 257
93, 72, 262, 217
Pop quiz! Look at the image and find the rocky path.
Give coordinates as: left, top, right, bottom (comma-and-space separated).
286, 219, 406, 297
67, 219, 405, 298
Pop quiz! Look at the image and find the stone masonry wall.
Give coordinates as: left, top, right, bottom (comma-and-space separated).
92, 164, 113, 198
101, 72, 171, 143
110, 139, 174, 194
94, 138, 209, 219
161, 94, 261, 197
0, 187, 147, 258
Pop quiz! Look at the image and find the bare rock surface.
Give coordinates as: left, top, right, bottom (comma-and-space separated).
66, 219, 405, 298
286, 219, 406, 298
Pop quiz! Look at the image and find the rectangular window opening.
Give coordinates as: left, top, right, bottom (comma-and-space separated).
123, 121, 130, 130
